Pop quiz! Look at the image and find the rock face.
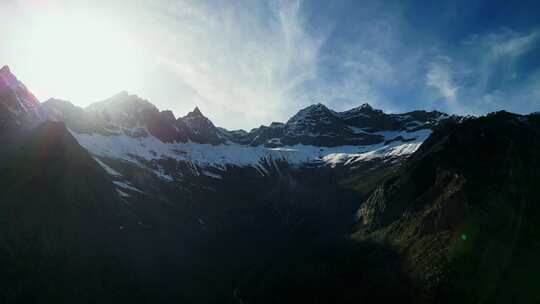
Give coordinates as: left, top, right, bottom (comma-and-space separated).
35, 91, 453, 174
355, 111, 540, 303
181, 106, 224, 144
42, 92, 226, 144
233, 102, 448, 148
84, 91, 190, 142
0, 66, 44, 132
43, 96, 449, 148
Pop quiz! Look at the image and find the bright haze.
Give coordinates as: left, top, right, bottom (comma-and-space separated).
1, 0, 540, 129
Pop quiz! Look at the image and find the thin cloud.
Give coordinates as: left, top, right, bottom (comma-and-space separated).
426, 58, 459, 104
439, 28, 540, 114
134, 0, 325, 129
2, 0, 540, 129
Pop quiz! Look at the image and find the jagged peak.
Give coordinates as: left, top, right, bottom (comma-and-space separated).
360, 103, 373, 110
192, 106, 202, 115
338, 103, 383, 120
307, 102, 329, 110
181, 106, 218, 131
0, 65, 11, 74
0, 65, 41, 110
287, 102, 339, 125
0, 65, 20, 87
347, 103, 376, 113
297, 102, 331, 114
185, 106, 205, 118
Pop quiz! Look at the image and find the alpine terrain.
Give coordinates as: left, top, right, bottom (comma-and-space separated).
1, 65, 539, 304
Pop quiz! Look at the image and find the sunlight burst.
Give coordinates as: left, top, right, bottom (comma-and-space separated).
22, 9, 143, 103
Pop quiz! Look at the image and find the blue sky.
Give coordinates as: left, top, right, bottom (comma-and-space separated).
1, 0, 540, 129
300, 0, 540, 116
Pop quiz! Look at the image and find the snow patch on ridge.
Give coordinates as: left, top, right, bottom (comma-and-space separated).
93, 157, 122, 176
72, 127, 431, 173
113, 181, 144, 193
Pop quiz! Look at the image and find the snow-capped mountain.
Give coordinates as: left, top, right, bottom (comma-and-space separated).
5, 65, 537, 303
43, 94, 450, 177
240, 102, 448, 148
2, 65, 454, 185
181, 106, 224, 145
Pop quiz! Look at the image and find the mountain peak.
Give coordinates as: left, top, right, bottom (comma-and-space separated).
186, 106, 205, 118
308, 102, 329, 110
360, 103, 373, 110
193, 106, 202, 115
293, 102, 331, 115
179, 106, 223, 144
85, 91, 159, 128
0, 65, 11, 74
90, 91, 150, 108
0, 65, 20, 89
0, 65, 43, 129
338, 103, 381, 120
287, 102, 340, 128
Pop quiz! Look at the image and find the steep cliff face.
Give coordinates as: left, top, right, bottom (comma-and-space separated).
0, 66, 44, 132
355, 112, 540, 303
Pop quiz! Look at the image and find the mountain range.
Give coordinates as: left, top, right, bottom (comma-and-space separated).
1, 65, 538, 304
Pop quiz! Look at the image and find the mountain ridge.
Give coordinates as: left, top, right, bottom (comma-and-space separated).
0, 65, 456, 143
354, 110, 540, 302
45, 91, 451, 146
0, 66, 458, 183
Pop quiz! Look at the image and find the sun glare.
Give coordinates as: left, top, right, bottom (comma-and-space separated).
21, 9, 143, 104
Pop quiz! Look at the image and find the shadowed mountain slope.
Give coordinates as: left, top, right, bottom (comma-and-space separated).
0, 121, 142, 303
355, 111, 540, 303
2, 65, 539, 303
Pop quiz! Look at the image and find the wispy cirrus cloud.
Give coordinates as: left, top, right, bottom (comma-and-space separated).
1, 0, 326, 129
2, 0, 540, 129
429, 28, 540, 114
132, 0, 326, 129
426, 57, 459, 104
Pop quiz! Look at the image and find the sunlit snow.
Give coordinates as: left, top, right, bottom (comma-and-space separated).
72, 128, 430, 175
